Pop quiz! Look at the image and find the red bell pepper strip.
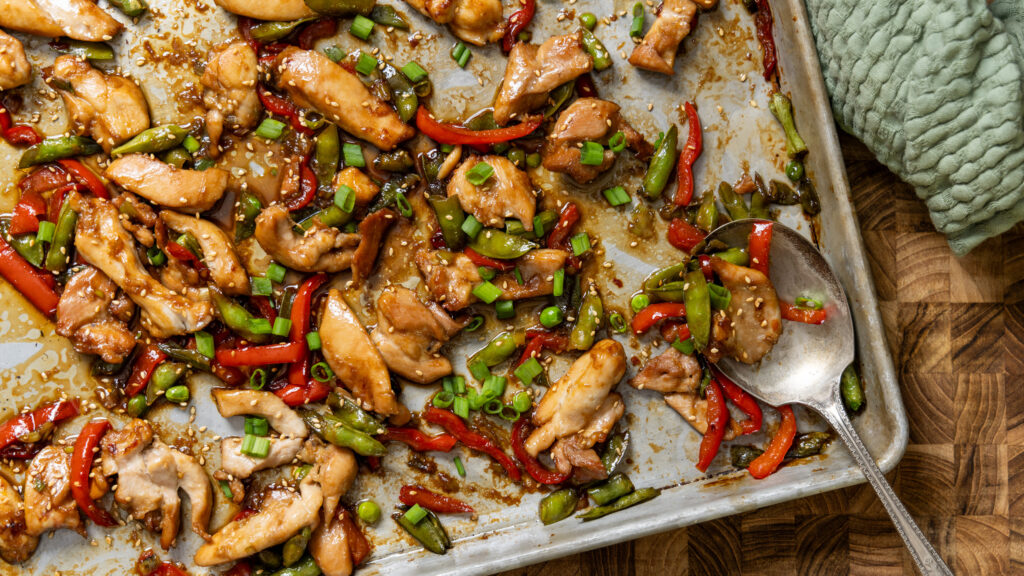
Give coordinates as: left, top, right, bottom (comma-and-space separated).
46, 183, 76, 224
283, 159, 318, 211
667, 218, 707, 253
287, 273, 329, 390
251, 295, 278, 323
216, 342, 306, 366
71, 419, 118, 527
0, 400, 78, 452
237, 16, 261, 52
546, 202, 580, 251
697, 254, 713, 281
58, 159, 108, 199
0, 235, 59, 316
501, 0, 536, 53
275, 380, 331, 406
416, 106, 542, 146
124, 346, 168, 397
165, 240, 198, 264
748, 221, 773, 275
399, 484, 476, 514
712, 367, 762, 435
0, 441, 47, 460
780, 301, 827, 325
422, 407, 521, 481
147, 563, 190, 576
378, 427, 457, 452
298, 18, 338, 50
696, 378, 728, 472
754, 0, 778, 81
630, 302, 687, 335
515, 331, 568, 366
339, 509, 371, 566
0, 107, 42, 146
659, 321, 690, 344
511, 417, 570, 484
575, 74, 598, 98
19, 164, 69, 195
463, 247, 514, 272
674, 101, 702, 206
9, 190, 47, 235
257, 86, 314, 136
748, 405, 797, 479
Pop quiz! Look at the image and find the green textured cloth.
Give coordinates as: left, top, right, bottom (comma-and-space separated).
805, 0, 1024, 255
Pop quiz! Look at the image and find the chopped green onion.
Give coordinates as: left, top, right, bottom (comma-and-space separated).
451, 41, 471, 67
249, 318, 272, 335
469, 360, 490, 381
195, 331, 215, 358
477, 266, 496, 281
630, 2, 645, 38
343, 143, 365, 168
325, 46, 345, 62
293, 463, 312, 480
249, 368, 267, 390
404, 504, 427, 525
533, 214, 547, 237
355, 51, 378, 75
453, 395, 470, 419
241, 434, 271, 458
245, 416, 269, 436
481, 375, 507, 400
272, 316, 292, 337
255, 118, 287, 140
512, 390, 532, 413
401, 61, 428, 83
483, 399, 502, 414
553, 268, 565, 297
311, 361, 334, 382
603, 186, 631, 207
608, 131, 626, 153
395, 192, 413, 217
453, 375, 467, 395
349, 15, 375, 40
36, 221, 55, 244
495, 300, 514, 319
467, 387, 486, 410
608, 312, 628, 333
306, 331, 322, 350
579, 141, 605, 166
540, 306, 563, 328
266, 262, 287, 283
193, 157, 215, 171
570, 233, 591, 256
672, 338, 696, 355
472, 281, 502, 304
631, 293, 650, 313
334, 185, 356, 213
433, 390, 455, 408
514, 357, 543, 386
182, 135, 201, 154
442, 377, 454, 393
454, 456, 466, 477
464, 315, 484, 332
795, 296, 824, 310
461, 214, 483, 238
219, 481, 234, 500
500, 405, 520, 421
513, 268, 524, 285
465, 162, 494, 186
147, 247, 167, 266
708, 283, 731, 310
251, 276, 272, 296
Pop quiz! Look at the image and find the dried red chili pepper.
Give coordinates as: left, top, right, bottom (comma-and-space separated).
399, 484, 475, 514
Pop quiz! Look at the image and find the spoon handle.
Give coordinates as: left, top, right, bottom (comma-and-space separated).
817, 400, 952, 576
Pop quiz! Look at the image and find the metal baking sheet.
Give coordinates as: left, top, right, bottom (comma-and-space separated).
0, 0, 907, 573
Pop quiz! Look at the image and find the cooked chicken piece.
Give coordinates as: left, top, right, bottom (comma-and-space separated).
112, 193, 159, 247
23, 446, 80, 537
493, 249, 567, 301
371, 286, 465, 384
550, 393, 624, 482
212, 390, 309, 438
415, 249, 481, 312
274, 47, 415, 150
310, 509, 354, 576
706, 257, 782, 364
307, 441, 357, 520
0, 0, 121, 42
105, 154, 230, 212
194, 477, 322, 566
628, 0, 698, 75
254, 204, 358, 273
72, 194, 214, 338
160, 211, 248, 295
220, 436, 305, 480
51, 56, 149, 153
403, 0, 504, 45
320, 289, 398, 417
0, 475, 37, 564
56, 266, 136, 364
493, 33, 593, 125
218, 136, 291, 207
541, 98, 652, 183
332, 167, 379, 207
351, 208, 397, 283
525, 339, 626, 457
213, 470, 245, 505
100, 419, 212, 549
448, 155, 535, 230
202, 41, 261, 153
0, 29, 30, 91
212, 0, 314, 20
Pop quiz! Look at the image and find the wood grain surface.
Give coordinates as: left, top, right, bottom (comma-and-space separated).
500, 132, 1020, 575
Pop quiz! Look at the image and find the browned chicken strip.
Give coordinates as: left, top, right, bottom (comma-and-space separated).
542, 98, 652, 183
24, 446, 81, 537
212, 389, 309, 438
706, 256, 782, 364
0, 29, 31, 91
213, 0, 315, 20
303, 440, 357, 520
220, 436, 305, 479
448, 155, 536, 230
0, 0, 121, 42
549, 393, 624, 482
333, 167, 380, 207
51, 56, 149, 153
106, 154, 230, 213
403, 0, 504, 45
494, 249, 567, 301
628, 0, 698, 75
371, 286, 466, 384
56, 266, 135, 364
0, 475, 38, 564
493, 33, 593, 125
202, 41, 261, 152
416, 249, 482, 312
274, 47, 415, 150
310, 509, 355, 576
160, 211, 249, 295
254, 204, 360, 273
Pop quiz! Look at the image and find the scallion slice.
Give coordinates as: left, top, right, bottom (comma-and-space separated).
343, 143, 365, 168
306, 331, 322, 350
461, 214, 483, 238
579, 141, 605, 166
272, 316, 292, 337
570, 233, 591, 256
334, 185, 356, 213
603, 186, 631, 207
349, 15, 375, 40
465, 162, 494, 186
401, 61, 428, 83
471, 281, 502, 304
355, 51, 378, 75
255, 118, 286, 140
195, 331, 215, 358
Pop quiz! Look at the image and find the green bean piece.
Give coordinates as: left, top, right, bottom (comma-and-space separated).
269, 555, 321, 576
19, 136, 102, 169
570, 285, 604, 351
160, 147, 191, 169
108, 0, 147, 17
730, 445, 764, 468
695, 189, 718, 232
303, 0, 375, 16
281, 527, 312, 567
44, 202, 77, 272
373, 149, 414, 172
468, 229, 538, 260
259, 550, 283, 568
333, 397, 385, 435
380, 63, 418, 123
110, 125, 189, 157
711, 247, 749, 266
468, 330, 525, 368
395, 509, 451, 554
748, 187, 771, 219
211, 290, 271, 344
788, 432, 831, 459
768, 92, 808, 158
300, 410, 386, 456
579, 28, 612, 71
683, 270, 710, 350
716, 181, 748, 220
539, 488, 579, 525
578, 487, 660, 521
795, 177, 821, 216
841, 363, 864, 411
641, 125, 677, 199
544, 81, 575, 118
53, 40, 114, 61
371, 4, 409, 28
428, 196, 467, 250
234, 192, 263, 242
600, 431, 630, 474
587, 473, 635, 506
156, 343, 211, 371
146, 362, 184, 405
250, 17, 317, 42
312, 124, 340, 192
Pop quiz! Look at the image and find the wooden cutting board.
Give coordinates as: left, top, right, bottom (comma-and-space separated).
502, 131, 1022, 575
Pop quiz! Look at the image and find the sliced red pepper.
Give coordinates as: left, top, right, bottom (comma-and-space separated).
298, 18, 338, 50
57, 159, 108, 199
416, 106, 542, 146
0, 234, 59, 316
712, 367, 762, 435
378, 427, 457, 452
748, 220, 773, 275
399, 484, 475, 514
748, 405, 797, 479
697, 254, 713, 281
237, 16, 261, 52
223, 561, 253, 576
0, 400, 78, 451
515, 331, 568, 366
0, 107, 42, 146
216, 342, 306, 367
9, 190, 47, 235
630, 302, 687, 335
251, 295, 278, 323
546, 202, 580, 251
283, 158, 318, 211
754, 0, 778, 81
422, 407, 521, 481
780, 301, 827, 325
164, 240, 197, 263
501, 0, 536, 53
46, 183, 76, 224
696, 378, 728, 472
257, 86, 314, 136
19, 164, 70, 195
124, 346, 168, 397
275, 380, 332, 407
659, 321, 691, 344
71, 419, 118, 527
674, 101, 702, 206
287, 274, 329, 390
463, 247, 515, 272
338, 509, 371, 566
667, 218, 706, 253
511, 417, 570, 484
0, 441, 47, 460
147, 563, 190, 576
575, 73, 598, 98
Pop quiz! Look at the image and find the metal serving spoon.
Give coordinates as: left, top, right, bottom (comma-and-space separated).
705, 220, 952, 576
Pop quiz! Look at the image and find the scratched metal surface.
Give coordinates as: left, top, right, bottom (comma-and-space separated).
0, 0, 906, 574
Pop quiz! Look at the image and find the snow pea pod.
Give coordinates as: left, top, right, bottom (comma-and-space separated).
395, 508, 451, 554
579, 28, 612, 71
683, 269, 710, 350
250, 17, 317, 42
717, 181, 748, 220
44, 200, 77, 272
269, 555, 321, 576
768, 92, 808, 158
641, 124, 677, 199
469, 229, 538, 260
108, 0, 147, 17
19, 136, 102, 168
304, 0, 375, 16
312, 124, 339, 191
380, 64, 418, 123
331, 395, 385, 435
110, 125, 188, 158
841, 363, 864, 411
234, 192, 263, 242
570, 285, 603, 351
301, 410, 386, 456
539, 488, 578, 525
211, 290, 271, 344
371, 4, 409, 28
577, 487, 661, 521
587, 473, 634, 506
695, 189, 718, 232
52, 40, 114, 61
428, 196, 466, 250
468, 330, 524, 368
